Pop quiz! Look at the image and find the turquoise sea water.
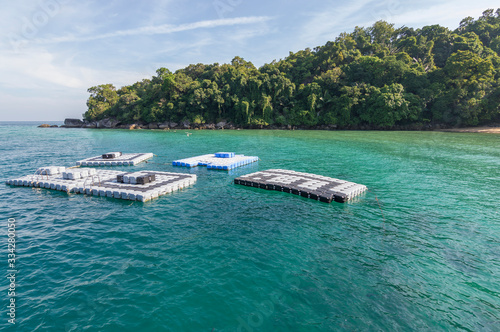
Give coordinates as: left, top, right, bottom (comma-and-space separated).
0, 122, 499, 331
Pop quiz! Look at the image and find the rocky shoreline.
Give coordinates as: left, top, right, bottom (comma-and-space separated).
37, 118, 500, 133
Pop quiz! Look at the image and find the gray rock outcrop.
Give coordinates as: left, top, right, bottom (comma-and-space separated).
64, 118, 84, 127
97, 118, 121, 128
216, 121, 227, 129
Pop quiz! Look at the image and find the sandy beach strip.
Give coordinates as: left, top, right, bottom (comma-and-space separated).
440, 126, 500, 134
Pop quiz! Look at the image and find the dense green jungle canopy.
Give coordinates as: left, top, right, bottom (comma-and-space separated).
84, 9, 500, 128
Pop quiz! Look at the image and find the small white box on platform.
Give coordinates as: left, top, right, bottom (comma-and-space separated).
36, 166, 66, 176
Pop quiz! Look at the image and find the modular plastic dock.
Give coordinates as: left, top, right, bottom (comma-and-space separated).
6, 167, 196, 202
234, 169, 367, 203
76, 152, 154, 166
172, 152, 258, 170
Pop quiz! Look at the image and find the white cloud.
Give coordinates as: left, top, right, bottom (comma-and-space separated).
0, 46, 160, 121
0, 47, 160, 91
35, 16, 273, 44
390, 1, 500, 29
297, 0, 373, 48
147, 0, 176, 25
0, 91, 85, 121
0, 49, 78, 89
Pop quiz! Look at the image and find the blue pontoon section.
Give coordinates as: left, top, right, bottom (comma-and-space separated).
173, 153, 258, 170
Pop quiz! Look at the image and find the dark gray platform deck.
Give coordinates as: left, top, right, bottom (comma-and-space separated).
234, 169, 367, 203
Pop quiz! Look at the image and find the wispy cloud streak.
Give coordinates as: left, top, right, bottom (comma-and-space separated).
37, 16, 273, 44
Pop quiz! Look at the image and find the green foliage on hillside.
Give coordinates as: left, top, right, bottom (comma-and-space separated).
84, 10, 500, 128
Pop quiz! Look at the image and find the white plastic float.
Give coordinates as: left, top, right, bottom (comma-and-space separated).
76, 152, 154, 166
6, 168, 196, 202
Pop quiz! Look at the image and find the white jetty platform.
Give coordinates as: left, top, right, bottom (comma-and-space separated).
234, 169, 367, 203
76, 152, 154, 166
173, 152, 258, 170
6, 167, 196, 202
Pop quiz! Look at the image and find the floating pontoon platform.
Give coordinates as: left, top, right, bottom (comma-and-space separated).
6, 167, 196, 202
173, 152, 258, 170
76, 152, 154, 166
234, 169, 367, 203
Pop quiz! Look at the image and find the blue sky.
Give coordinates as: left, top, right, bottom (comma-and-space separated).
0, 0, 498, 121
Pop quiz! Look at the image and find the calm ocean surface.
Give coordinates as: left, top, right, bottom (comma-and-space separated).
0, 122, 499, 331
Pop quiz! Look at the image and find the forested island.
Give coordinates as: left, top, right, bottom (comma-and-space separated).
78, 10, 500, 130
